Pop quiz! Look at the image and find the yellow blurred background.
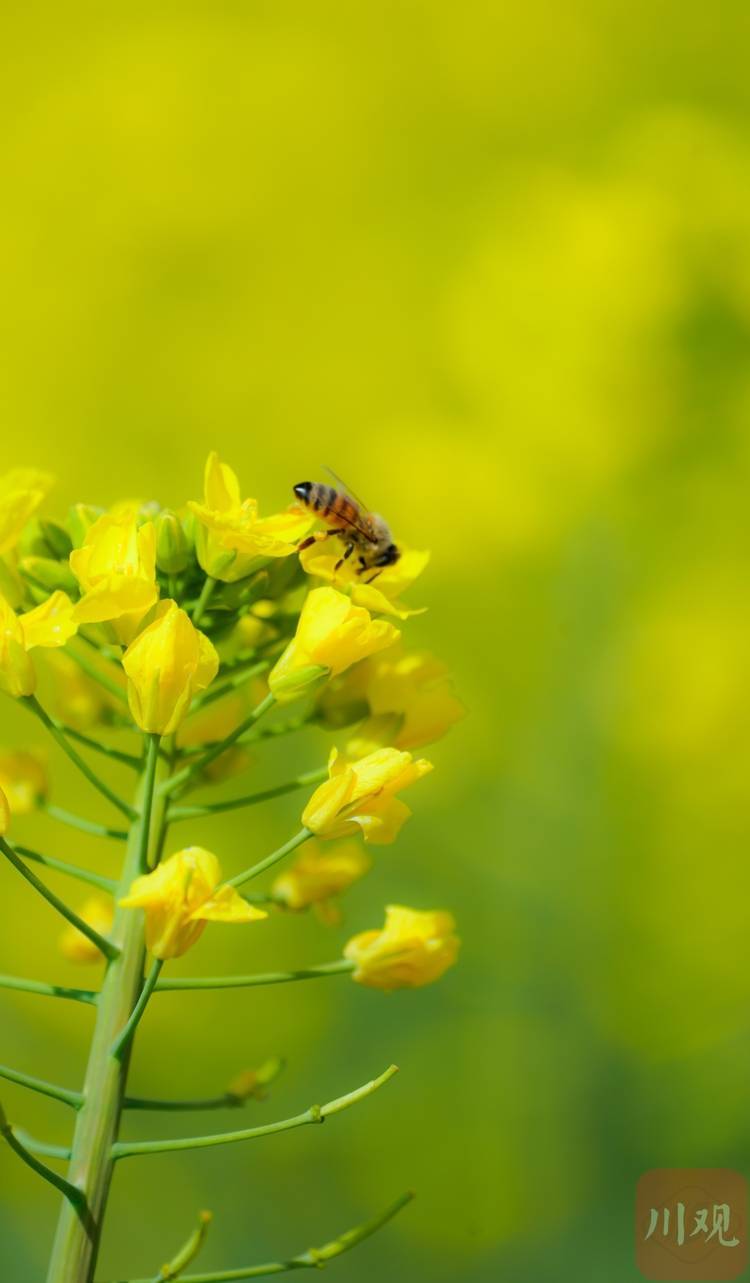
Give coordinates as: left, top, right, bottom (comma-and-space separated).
3, 3, 750, 1279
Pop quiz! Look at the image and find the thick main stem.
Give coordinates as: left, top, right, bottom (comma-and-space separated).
45, 750, 170, 1283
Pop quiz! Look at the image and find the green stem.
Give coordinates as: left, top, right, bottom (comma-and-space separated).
111, 1065, 398, 1160
226, 829, 311, 890
0, 974, 97, 1004
106, 1193, 413, 1283
138, 736, 159, 872
64, 641, 128, 705
45, 742, 172, 1283
0, 1103, 84, 1209
0, 838, 117, 961
43, 805, 128, 841
0, 1062, 82, 1109
13, 1130, 72, 1161
176, 714, 309, 759
168, 769, 327, 823
24, 696, 136, 819
123, 1093, 251, 1113
161, 693, 276, 797
111, 960, 163, 1060
14, 845, 115, 894
155, 958, 354, 994
192, 576, 216, 625
59, 725, 142, 770
190, 660, 270, 712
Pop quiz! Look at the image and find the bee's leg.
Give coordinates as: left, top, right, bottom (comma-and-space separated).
334, 543, 355, 572
364, 570, 383, 584
298, 529, 347, 551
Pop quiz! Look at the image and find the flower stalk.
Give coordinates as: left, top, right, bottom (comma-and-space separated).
44, 744, 170, 1283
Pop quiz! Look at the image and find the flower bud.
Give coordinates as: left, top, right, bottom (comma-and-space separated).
269, 588, 399, 704
38, 520, 73, 560
269, 663, 329, 703
272, 841, 371, 911
302, 746, 432, 844
344, 905, 459, 991
66, 503, 105, 548
122, 600, 219, 735
20, 556, 78, 594
226, 1057, 284, 1103
155, 509, 191, 575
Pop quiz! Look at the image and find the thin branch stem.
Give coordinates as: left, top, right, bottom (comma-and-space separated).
0, 838, 118, 961
0, 973, 97, 1004
58, 725, 141, 770
104, 1192, 414, 1282
226, 828, 311, 890
190, 660, 270, 712
154, 958, 354, 994
0, 1105, 85, 1210
23, 696, 137, 819
111, 959, 163, 1060
64, 639, 128, 705
42, 804, 128, 841
161, 693, 276, 797
12, 1130, 72, 1161
111, 1065, 398, 1160
138, 735, 160, 872
168, 770, 326, 823
0, 1062, 83, 1109
14, 845, 115, 894
192, 575, 216, 625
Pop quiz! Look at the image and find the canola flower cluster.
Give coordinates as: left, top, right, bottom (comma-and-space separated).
0, 455, 463, 1283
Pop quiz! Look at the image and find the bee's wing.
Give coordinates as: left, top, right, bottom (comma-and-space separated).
322, 465, 372, 515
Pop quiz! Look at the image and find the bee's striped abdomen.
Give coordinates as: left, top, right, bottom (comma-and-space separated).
293, 481, 363, 532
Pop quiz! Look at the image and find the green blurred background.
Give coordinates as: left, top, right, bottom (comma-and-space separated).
3, 2, 750, 1279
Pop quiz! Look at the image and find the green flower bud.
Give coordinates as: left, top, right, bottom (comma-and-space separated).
268, 663, 330, 703
155, 509, 191, 574
19, 556, 78, 593
38, 520, 73, 560
66, 504, 104, 548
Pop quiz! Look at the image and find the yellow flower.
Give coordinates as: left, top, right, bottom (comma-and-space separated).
59, 896, 114, 964
0, 751, 47, 815
0, 785, 9, 835
272, 839, 371, 911
343, 648, 465, 755
0, 468, 55, 556
344, 905, 459, 991
269, 587, 400, 702
299, 541, 429, 620
70, 506, 158, 643
120, 846, 266, 959
188, 452, 313, 582
302, 746, 433, 844
0, 593, 36, 697
122, 600, 219, 736
20, 590, 78, 650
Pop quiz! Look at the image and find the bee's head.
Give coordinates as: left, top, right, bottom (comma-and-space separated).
293, 482, 313, 503
381, 543, 401, 566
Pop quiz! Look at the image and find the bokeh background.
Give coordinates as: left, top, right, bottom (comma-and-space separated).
2, 3, 750, 1279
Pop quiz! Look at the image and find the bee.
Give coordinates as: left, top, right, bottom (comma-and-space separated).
294, 469, 401, 582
